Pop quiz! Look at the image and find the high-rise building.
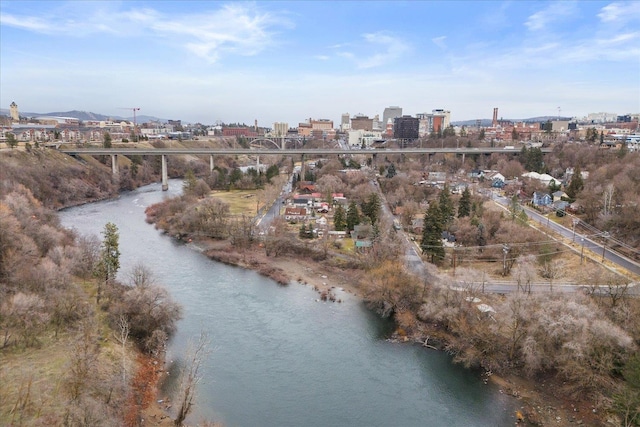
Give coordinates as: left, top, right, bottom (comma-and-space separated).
416, 109, 451, 135
273, 122, 289, 137
351, 114, 374, 131
394, 116, 419, 139
340, 113, 351, 132
383, 106, 402, 129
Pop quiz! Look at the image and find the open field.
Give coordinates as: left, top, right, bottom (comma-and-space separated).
210, 190, 263, 215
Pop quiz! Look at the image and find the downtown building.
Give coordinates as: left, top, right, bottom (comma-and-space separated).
417, 109, 451, 137
393, 116, 419, 139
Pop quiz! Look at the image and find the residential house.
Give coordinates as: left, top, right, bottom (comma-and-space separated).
315, 216, 328, 228
351, 224, 374, 249
297, 182, 316, 193
552, 191, 567, 202
284, 207, 308, 222
532, 192, 552, 207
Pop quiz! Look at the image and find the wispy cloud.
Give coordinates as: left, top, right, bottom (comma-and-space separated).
0, 3, 292, 63
338, 32, 409, 69
598, 1, 640, 25
525, 1, 577, 31
431, 36, 447, 50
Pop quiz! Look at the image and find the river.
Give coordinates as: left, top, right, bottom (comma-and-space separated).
59, 181, 516, 427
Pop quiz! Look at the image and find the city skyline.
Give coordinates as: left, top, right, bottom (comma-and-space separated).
1, 1, 638, 125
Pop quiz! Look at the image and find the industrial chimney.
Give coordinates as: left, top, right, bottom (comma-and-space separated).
492, 108, 498, 127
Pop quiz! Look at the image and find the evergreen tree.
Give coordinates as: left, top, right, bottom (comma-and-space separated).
6, 133, 18, 149
386, 163, 396, 178
229, 168, 243, 185
346, 201, 360, 231
478, 129, 485, 140
299, 223, 307, 238
102, 132, 112, 148
457, 186, 471, 218
361, 193, 381, 225
333, 205, 346, 231
95, 222, 120, 304
420, 202, 445, 264
438, 184, 455, 228
509, 195, 521, 220
566, 166, 584, 199
183, 169, 197, 195
266, 164, 279, 182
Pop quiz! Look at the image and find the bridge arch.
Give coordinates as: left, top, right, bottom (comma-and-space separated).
249, 138, 281, 149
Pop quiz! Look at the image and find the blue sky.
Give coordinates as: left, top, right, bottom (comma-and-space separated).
1, 1, 638, 125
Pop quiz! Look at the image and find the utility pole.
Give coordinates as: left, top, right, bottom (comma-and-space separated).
580, 236, 585, 264
572, 217, 579, 242
602, 232, 610, 262
119, 107, 140, 141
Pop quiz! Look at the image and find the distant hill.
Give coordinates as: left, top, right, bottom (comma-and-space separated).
452, 116, 571, 127
0, 109, 167, 123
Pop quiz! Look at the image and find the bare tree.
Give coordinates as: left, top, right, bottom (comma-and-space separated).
174, 331, 211, 426
113, 314, 130, 385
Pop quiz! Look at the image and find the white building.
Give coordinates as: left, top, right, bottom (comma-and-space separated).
348, 129, 382, 147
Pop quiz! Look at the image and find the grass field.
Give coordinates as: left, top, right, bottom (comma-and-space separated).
210, 190, 263, 215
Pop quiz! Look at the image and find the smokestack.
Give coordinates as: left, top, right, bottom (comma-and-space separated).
492, 108, 498, 127
254, 119, 258, 132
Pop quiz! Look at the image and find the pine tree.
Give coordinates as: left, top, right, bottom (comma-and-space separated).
386, 163, 396, 178
183, 169, 197, 195
458, 186, 471, 218
346, 201, 360, 231
95, 222, 120, 304
333, 205, 346, 231
438, 184, 454, 228
361, 193, 381, 225
299, 223, 307, 239
566, 166, 584, 200
420, 202, 445, 264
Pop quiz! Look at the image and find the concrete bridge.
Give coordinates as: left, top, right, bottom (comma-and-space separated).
59, 146, 552, 191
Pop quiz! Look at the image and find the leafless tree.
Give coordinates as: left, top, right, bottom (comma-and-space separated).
174, 331, 211, 427
113, 314, 130, 385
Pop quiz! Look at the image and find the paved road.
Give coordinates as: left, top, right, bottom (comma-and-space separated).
492, 193, 640, 276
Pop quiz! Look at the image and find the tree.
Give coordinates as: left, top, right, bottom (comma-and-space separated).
102, 132, 112, 148
386, 163, 396, 178
174, 331, 210, 427
420, 202, 444, 264
95, 222, 120, 304
346, 201, 360, 232
511, 128, 519, 141
6, 133, 18, 149
183, 169, 197, 195
438, 184, 454, 228
333, 205, 346, 231
361, 193, 381, 225
266, 164, 279, 182
566, 166, 584, 200
458, 186, 471, 218
478, 129, 485, 140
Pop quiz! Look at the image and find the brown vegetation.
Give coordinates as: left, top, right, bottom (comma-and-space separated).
0, 152, 183, 425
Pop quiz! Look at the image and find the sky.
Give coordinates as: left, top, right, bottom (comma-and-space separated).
1, 1, 639, 126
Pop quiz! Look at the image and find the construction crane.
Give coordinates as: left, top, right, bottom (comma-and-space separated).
119, 107, 140, 141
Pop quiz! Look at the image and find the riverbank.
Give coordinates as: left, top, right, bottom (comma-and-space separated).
191, 238, 364, 298
182, 238, 609, 427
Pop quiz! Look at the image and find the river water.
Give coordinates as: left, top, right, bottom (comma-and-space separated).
59, 181, 516, 427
